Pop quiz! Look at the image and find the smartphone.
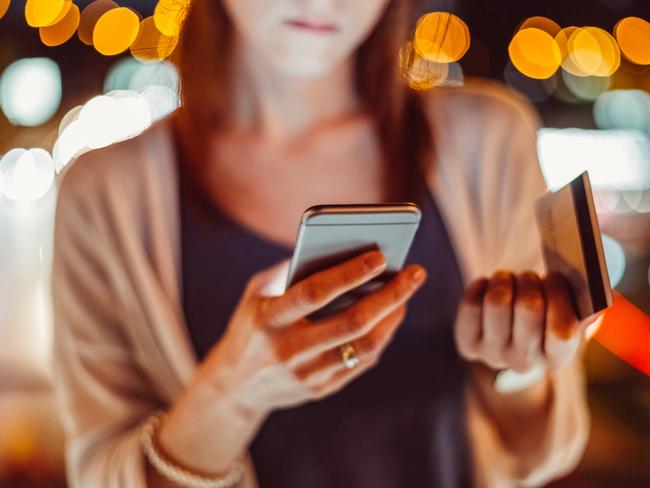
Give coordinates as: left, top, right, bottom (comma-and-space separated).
286, 203, 422, 320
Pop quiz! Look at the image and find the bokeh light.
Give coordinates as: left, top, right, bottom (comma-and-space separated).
0, 58, 61, 127
93, 7, 141, 56
537, 128, 650, 191
517, 16, 561, 37
563, 27, 620, 77
561, 70, 611, 101
24, 0, 69, 28
130, 16, 179, 63
139, 85, 179, 121
399, 41, 448, 90
0, 0, 10, 21
602, 234, 626, 288
594, 89, 650, 133
615, 17, 650, 65
77, 0, 118, 46
154, 0, 190, 37
414, 12, 470, 64
52, 91, 152, 171
0, 148, 55, 201
39, 3, 80, 47
509, 28, 562, 79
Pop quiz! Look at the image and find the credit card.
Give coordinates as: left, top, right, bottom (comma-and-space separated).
534, 171, 613, 319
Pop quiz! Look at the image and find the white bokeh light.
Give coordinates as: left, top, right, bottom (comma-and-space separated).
594, 90, 650, 134
0, 148, 55, 201
602, 234, 626, 288
52, 91, 153, 172
537, 128, 650, 191
0, 58, 62, 127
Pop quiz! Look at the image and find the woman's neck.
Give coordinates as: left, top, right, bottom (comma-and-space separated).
230, 36, 362, 145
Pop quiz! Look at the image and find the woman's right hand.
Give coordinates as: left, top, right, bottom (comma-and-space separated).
156, 250, 426, 479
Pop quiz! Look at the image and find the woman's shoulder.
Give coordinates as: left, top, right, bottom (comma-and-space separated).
424, 77, 541, 139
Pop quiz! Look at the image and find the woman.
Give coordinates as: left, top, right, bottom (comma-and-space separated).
52, 0, 593, 487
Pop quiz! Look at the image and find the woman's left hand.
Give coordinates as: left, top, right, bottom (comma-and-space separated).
453, 270, 599, 373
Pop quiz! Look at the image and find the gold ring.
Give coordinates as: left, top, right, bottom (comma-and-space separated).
339, 343, 360, 369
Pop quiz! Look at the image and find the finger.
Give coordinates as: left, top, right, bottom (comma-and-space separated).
453, 278, 488, 361
245, 259, 291, 298
292, 306, 406, 382
509, 272, 545, 372
311, 357, 370, 400
260, 250, 387, 328
292, 264, 426, 357
480, 271, 514, 369
543, 273, 581, 369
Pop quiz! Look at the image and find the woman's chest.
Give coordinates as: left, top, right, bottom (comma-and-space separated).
201, 130, 387, 248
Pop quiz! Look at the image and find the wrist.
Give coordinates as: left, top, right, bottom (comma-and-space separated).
157, 374, 265, 476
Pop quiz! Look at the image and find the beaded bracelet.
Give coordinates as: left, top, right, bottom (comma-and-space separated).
140, 411, 246, 488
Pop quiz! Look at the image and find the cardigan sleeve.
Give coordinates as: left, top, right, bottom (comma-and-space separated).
461, 84, 590, 487
51, 157, 157, 488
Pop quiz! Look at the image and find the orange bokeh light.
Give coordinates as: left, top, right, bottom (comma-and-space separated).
154, 0, 190, 38
78, 0, 118, 46
414, 12, 470, 64
399, 41, 449, 90
565, 27, 620, 77
25, 0, 67, 28
509, 27, 562, 79
130, 16, 179, 63
0, 0, 9, 22
93, 7, 140, 56
39, 3, 80, 47
44, 0, 72, 27
615, 17, 650, 65
517, 16, 562, 38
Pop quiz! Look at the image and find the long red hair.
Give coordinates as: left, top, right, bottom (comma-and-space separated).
173, 0, 433, 202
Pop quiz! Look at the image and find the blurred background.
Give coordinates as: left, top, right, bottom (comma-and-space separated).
0, 0, 648, 486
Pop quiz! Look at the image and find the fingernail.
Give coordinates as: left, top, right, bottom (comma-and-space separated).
410, 266, 426, 283
364, 251, 386, 272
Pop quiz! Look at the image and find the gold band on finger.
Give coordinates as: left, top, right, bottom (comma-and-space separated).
339, 343, 360, 369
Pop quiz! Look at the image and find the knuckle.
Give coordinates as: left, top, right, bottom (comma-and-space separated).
300, 281, 321, 306
485, 284, 513, 306
358, 333, 379, 353
343, 308, 368, 335
518, 291, 545, 313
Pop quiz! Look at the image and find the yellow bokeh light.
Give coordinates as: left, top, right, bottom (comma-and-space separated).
93, 7, 141, 56
130, 16, 179, 63
615, 17, 650, 65
399, 41, 449, 90
564, 27, 620, 77
517, 16, 561, 38
78, 0, 118, 46
414, 12, 470, 64
509, 28, 562, 79
0, 0, 11, 21
588, 27, 620, 77
154, 0, 190, 37
25, 0, 67, 28
44, 0, 72, 27
39, 3, 80, 47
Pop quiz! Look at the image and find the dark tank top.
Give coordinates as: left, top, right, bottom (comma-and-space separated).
176, 137, 474, 487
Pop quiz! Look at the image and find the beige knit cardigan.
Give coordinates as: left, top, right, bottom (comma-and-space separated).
52, 80, 589, 488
